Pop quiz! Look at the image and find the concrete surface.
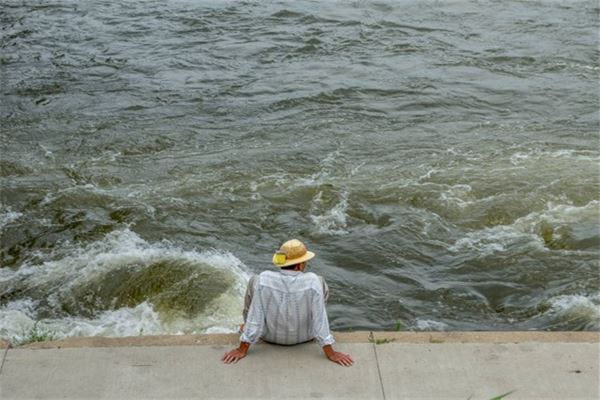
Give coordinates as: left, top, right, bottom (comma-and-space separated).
376, 342, 598, 400
0, 332, 598, 400
18, 331, 599, 349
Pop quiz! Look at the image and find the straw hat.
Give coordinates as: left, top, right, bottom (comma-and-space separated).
272, 239, 316, 267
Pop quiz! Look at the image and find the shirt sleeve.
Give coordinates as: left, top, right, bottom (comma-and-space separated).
240, 276, 264, 344
242, 275, 257, 322
310, 286, 335, 347
319, 276, 329, 303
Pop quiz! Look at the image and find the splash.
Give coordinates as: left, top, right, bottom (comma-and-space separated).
449, 200, 599, 255
413, 319, 449, 331
310, 190, 349, 235
544, 294, 600, 330
0, 229, 250, 341
0, 208, 23, 229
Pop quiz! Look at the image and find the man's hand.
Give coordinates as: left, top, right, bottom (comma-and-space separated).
326, 350, 354, 367
323, 345, 354, 367
222, 342, 250, 364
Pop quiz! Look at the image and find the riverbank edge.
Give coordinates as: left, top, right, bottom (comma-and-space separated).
3, 331, 598, 350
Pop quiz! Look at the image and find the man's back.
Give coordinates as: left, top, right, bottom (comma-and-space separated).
241, 269, 334, 346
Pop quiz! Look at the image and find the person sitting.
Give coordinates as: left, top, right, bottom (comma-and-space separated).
222, 239, 354, 367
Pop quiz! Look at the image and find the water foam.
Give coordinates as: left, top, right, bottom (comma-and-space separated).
310, 190, 349, 235
438, 184, 474, 209
449, 200, 599, 255
545, 294, 600, 330
512, 200, 600, 251
0, 229, 250, 341
292, 150, 345, 188
509, 148, 600, 165
448, 225, 541, 256
0, 208, 23, 229
513, 200, 599, 229
413, 319, 449, 331
0, 300, 164, 343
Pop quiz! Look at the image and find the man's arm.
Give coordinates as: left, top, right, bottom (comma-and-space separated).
223, 276, 264, 364
310, 287, 354, 367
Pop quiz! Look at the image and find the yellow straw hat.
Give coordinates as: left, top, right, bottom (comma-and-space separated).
272, 239, 316, 267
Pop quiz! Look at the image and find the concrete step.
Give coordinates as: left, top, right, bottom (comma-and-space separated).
1, 332, 598, 399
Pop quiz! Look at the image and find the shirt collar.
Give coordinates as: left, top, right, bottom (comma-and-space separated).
278, 269, 302, 276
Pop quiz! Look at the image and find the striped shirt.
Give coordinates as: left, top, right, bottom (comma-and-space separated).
240, 270, 335, 347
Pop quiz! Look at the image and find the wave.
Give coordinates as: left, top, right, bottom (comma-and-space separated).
310, 189, 349, 236
543, 294, 600, 330
0, 300, 163, 343
448, 200, 599, 254
413, 319, 449, 331
0, 229, 249, 340
509, 148, 600, 165
512, 200, 600, 251
0, 208, 23, 229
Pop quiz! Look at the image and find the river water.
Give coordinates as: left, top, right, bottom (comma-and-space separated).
1, 0, 599, 342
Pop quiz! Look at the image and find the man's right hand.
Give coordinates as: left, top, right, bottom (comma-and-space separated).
323, 345, 354, 367
222, 342, 250, 364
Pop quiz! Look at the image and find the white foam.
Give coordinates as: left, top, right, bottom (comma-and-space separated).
38, 143, 54, 158
0, 298, 39, 316
512, 200, 599, 251
293, 150, 343, 188
513, 200, 599, 230
0, 228, 250, 340
310, 190, 349, 235
509, 148, 600, 165
413, 319, 449, 331
417, 168, 439, 182
449, 200, 599, 255
349, 161, 365, 176
546, 294, 600, 329
6, 228, 247, 290
450, 235, 506, 255
0, 299, 42, 342
55, 302, 164, 339
0, 301, 162, 342
546, 61, 600, 72
0, 209, 23, 229
1, 297, 242, 344
448, 224, 541, 256
438, 184, 474, 208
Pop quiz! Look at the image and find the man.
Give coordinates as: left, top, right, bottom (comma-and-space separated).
222, 239, 354, 367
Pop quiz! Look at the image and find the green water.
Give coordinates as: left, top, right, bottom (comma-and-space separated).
0, 0, 598, 340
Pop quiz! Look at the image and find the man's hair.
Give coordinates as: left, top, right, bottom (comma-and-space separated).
280, 264, 298, 270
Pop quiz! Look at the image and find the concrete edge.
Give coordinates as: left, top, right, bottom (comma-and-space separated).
371, 331, 600, 344
16, 331, 599, 350
0, 339, 9, 375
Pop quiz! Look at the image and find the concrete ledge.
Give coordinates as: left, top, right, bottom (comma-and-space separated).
19, 331, 599, 349
371, 331, 600, 344
20, 332, 374, 349
2, 333, 598, 400
20, 333, 241, 349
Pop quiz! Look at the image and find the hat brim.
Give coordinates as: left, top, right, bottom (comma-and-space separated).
273, 251, 315, 267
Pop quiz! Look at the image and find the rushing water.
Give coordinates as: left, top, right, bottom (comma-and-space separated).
1, 0, 599, 342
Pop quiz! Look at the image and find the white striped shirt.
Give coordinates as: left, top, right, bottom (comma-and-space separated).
240, 270, 335, 347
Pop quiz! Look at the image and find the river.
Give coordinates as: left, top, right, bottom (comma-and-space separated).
1, 0, 598, 342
